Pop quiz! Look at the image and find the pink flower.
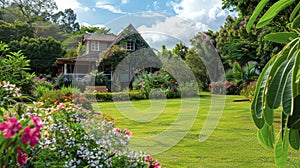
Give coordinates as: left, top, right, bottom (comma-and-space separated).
17, 147, 28, 167
141, 81, 145, 86
124, 129, 132, 137
113, 128, 121, 133
0, 117, 22, 138
151, 161, 161, 168
21, 127, 41, 146
30, 114, 43, 129
145, 155, 153, 162
56, 103, 66, 110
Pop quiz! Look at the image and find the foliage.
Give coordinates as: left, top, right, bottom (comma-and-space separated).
0, 81, 22, 115
9, 36, 64, 75
52, 8, 80, 33
240, 80, 257, 102
84, 90, 146, 102
132, 70, 179, 99
99, 45, 128, 73
9, 0, 58, 25
0, 43, 36, 95
33, 21, 68, 41
225, 61, 259, 86
185, 49, 209, 91
83, 70, 110, 88
247, 1, 300, 167
0, 20, 34, 44
209, 80, 245, 95
73, 26, 114, 35
207, 15, 283, 71
0, 83, 42, 167
172, 42, 188, 60
38, 89, 91, 110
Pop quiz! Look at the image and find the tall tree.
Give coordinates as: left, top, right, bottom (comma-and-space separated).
52, 8, 80, 33
10, 0, 57, 25
0, 20, 34, 43
9, 36, 64, 74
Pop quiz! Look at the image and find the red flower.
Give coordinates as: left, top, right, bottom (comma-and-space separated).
21, 127, 41, 146
29, 114, 43, 129
54, 98, 58, 103
17, 147, 28, 168
0, 117, 22, 138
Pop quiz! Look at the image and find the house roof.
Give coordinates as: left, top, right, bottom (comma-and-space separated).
56, 53, 99, 64
82, 34, 116, 42
109, 24, 140, 47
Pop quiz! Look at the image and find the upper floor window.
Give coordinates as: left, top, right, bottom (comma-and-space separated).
126, 41, 135, 51
91, 41, 99, 51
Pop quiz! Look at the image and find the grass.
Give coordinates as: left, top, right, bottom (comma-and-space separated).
92, 94, 300, 167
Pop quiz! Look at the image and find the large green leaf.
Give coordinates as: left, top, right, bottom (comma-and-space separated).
264, 106, 274, 126
246, 0, 269, 32
275, 131, 289, 168
258, 124, 275, 149
264, 32, 298, 44
287, 95, 300, 129
292, 50, 300, 98
251, 57, 276, 129
289, 129, 300, 150
291, 15, 300, 29
282, 70, 294, 116
267, 56, 295, 109
257, 0, 295, 28
289, 2, 300, 21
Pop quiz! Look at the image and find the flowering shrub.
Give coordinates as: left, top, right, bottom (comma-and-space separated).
240, 81, 257, 102
132, 70, 180, 99
0, 108, 43, 167
39, 89, 92, 110
209, 80, 246, 95
0, 81, 22, 115
0, 80, 160, 167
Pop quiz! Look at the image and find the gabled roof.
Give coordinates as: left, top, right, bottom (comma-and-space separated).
109, 24, 140, 47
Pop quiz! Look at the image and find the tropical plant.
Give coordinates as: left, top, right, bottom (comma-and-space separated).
0, 43, 36, 96
247, 0, 300, 167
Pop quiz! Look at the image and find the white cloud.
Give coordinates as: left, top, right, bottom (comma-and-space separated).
121, 0, 128, 4
153, 1, 159, 10
54, 0, 89, 12
171, 0, 235, 30
96, 1, 126, 14
81, 22, 107, 28
137, 16, 205, 49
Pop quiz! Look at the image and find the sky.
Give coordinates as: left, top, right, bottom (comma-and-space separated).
54, 0, 236, 49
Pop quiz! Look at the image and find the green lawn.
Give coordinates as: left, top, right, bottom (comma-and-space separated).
92, 94, 300, 167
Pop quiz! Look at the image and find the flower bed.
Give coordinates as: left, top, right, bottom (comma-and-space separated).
0, 81, 160, 167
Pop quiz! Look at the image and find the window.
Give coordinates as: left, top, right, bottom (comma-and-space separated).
91, 41, 99, 51
126, 41, 135, 51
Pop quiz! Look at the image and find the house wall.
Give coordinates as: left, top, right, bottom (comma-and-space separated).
86, 40, 112, 55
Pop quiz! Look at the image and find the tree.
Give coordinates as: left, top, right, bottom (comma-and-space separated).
33, 21, 68, 41
10, 0, 57, 25
185, 49, 209, 90
172, 42, 188, 60
247, 0, 300, 167
9, 36, 64, 75
207, 15, 284, 71
0, 20, 34, 43
52, 8, 80, 33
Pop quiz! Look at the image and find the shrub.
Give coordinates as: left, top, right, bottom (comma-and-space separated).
0, 43, 36, 96
240, 81, 257, 102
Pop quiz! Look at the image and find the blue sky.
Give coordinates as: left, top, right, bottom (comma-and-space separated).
54, 0, 236, 49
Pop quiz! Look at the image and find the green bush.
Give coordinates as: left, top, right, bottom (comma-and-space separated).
0, 42, 35, 96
